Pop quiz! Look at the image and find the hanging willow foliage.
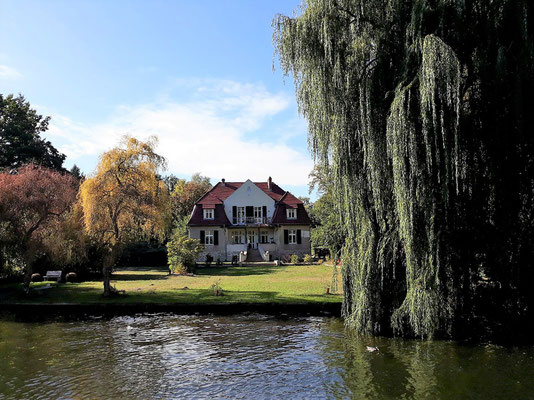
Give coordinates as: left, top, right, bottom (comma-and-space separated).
274, 0, 534, 340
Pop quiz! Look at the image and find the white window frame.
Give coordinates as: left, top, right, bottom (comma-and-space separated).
247, 231, 257, 246
237, 207, 245, 224
286, 208, 297, 220
260, 230, 269, 244
203, 208, 214, 220
288, 229, 297, 244
232, 230, 244, 244
254, 206, 263, 224
205, 230, 214, 245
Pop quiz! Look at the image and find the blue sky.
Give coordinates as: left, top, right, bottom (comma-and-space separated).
0, 0, 316, 198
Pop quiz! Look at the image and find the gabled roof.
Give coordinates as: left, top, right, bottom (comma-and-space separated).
188, 204, 230, 226
272, 203, 312, 225
196, 180, 294, 206
188, 178, 311, 226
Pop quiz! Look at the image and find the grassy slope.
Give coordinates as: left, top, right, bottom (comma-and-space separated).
1, 264, 342, 305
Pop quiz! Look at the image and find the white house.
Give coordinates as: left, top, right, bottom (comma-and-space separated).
187, 177, 312, 262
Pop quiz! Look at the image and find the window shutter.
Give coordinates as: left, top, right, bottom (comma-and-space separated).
284, 229, 289, 245
232, 206, 237, 224
297, 229, 302, 244
200, 230, 205, 244
246, 206, 253, 217
213, 207, 216, 219
262, 206, 267, 220
214, 230, 219, 246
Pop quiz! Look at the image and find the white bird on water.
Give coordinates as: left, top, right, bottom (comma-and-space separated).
366, 346, 379, 352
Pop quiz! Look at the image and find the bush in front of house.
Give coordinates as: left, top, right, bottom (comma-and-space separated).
167, 230, 204, 274
290, 254, 299, 264
66, 272, 78, 282
303, 254, 313, 264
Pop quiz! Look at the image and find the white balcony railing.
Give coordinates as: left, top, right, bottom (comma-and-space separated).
234, 216, 272, 225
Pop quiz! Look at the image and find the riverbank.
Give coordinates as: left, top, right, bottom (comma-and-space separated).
0, 264, 342, 316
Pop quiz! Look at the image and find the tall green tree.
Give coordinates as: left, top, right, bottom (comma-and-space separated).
310, 192, 345, 260
304, 165, 346, 259
170, 173, 211, 226
0, 94, 65, 171
274, 0, 534, 340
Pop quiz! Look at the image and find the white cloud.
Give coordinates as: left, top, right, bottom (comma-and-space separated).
46, 80, 313, 186
0, 64, 22, 79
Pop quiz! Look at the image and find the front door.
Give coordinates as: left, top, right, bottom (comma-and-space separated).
247, 231, 257, 249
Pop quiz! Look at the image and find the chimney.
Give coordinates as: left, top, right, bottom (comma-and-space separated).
221, 178, 226, 186
267, 176, 272, 191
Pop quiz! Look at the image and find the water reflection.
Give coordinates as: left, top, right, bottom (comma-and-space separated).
319, 319, 534, 399
0, 314, 533, 399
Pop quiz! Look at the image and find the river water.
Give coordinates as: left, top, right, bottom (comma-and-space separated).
0, 313, 532, 399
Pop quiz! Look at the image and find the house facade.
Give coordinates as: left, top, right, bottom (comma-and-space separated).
187, 177, 312, 262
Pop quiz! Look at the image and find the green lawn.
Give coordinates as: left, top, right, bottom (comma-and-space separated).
0, 264, 342, 305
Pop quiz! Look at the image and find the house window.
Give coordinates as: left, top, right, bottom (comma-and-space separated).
203, 209, 214, 219
286, 208, 297, 219
254, 206, 263, 223
260, 230, 269, 244
232, 230, 244, 244
288, 229, 297, 244
237, 207, 245, 224
205, 231, 214, 245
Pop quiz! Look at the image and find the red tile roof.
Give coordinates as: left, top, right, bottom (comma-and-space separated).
188, 179, 311, 226
188, 204, 230, 226
196, 181, 289, 205
271, 203, 311, 225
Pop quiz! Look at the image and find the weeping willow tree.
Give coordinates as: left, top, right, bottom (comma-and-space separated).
274, 0, 534, 340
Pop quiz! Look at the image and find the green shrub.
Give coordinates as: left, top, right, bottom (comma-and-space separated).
290, 254, 299, 264
167, 231, 204, 274
303, 254, 313, 264
170, 263, 188, 275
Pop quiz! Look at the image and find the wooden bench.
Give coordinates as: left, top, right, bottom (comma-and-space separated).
44, 271, 62, 282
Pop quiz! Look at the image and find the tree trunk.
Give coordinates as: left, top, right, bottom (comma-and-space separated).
102, 263, 112, 297
22, 245, 36, 294
23, 264, 32, 294
102, 250, 115, 297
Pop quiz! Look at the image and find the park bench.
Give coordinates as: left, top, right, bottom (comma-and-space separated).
44, 270, 62, 282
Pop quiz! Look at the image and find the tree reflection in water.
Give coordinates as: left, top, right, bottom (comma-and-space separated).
1, 314, 533, 399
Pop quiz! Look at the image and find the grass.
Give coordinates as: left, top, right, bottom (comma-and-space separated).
0, 264, 343, 305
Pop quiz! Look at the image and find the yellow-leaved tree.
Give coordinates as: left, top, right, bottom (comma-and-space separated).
79, 136, 170, 296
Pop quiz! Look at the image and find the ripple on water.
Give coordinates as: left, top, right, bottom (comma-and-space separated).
1, 314, 534, 399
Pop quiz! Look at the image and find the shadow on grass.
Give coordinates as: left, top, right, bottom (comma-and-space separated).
196, 265, 282, 277
0, 282, 337, 305
112, 265, 170, 281
112, 273, 168, 281
116, 266, 169, 272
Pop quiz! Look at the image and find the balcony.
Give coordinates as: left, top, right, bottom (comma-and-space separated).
233, 216, 272, 226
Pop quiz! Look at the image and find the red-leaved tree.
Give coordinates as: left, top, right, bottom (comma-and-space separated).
0, 164, 78, 291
